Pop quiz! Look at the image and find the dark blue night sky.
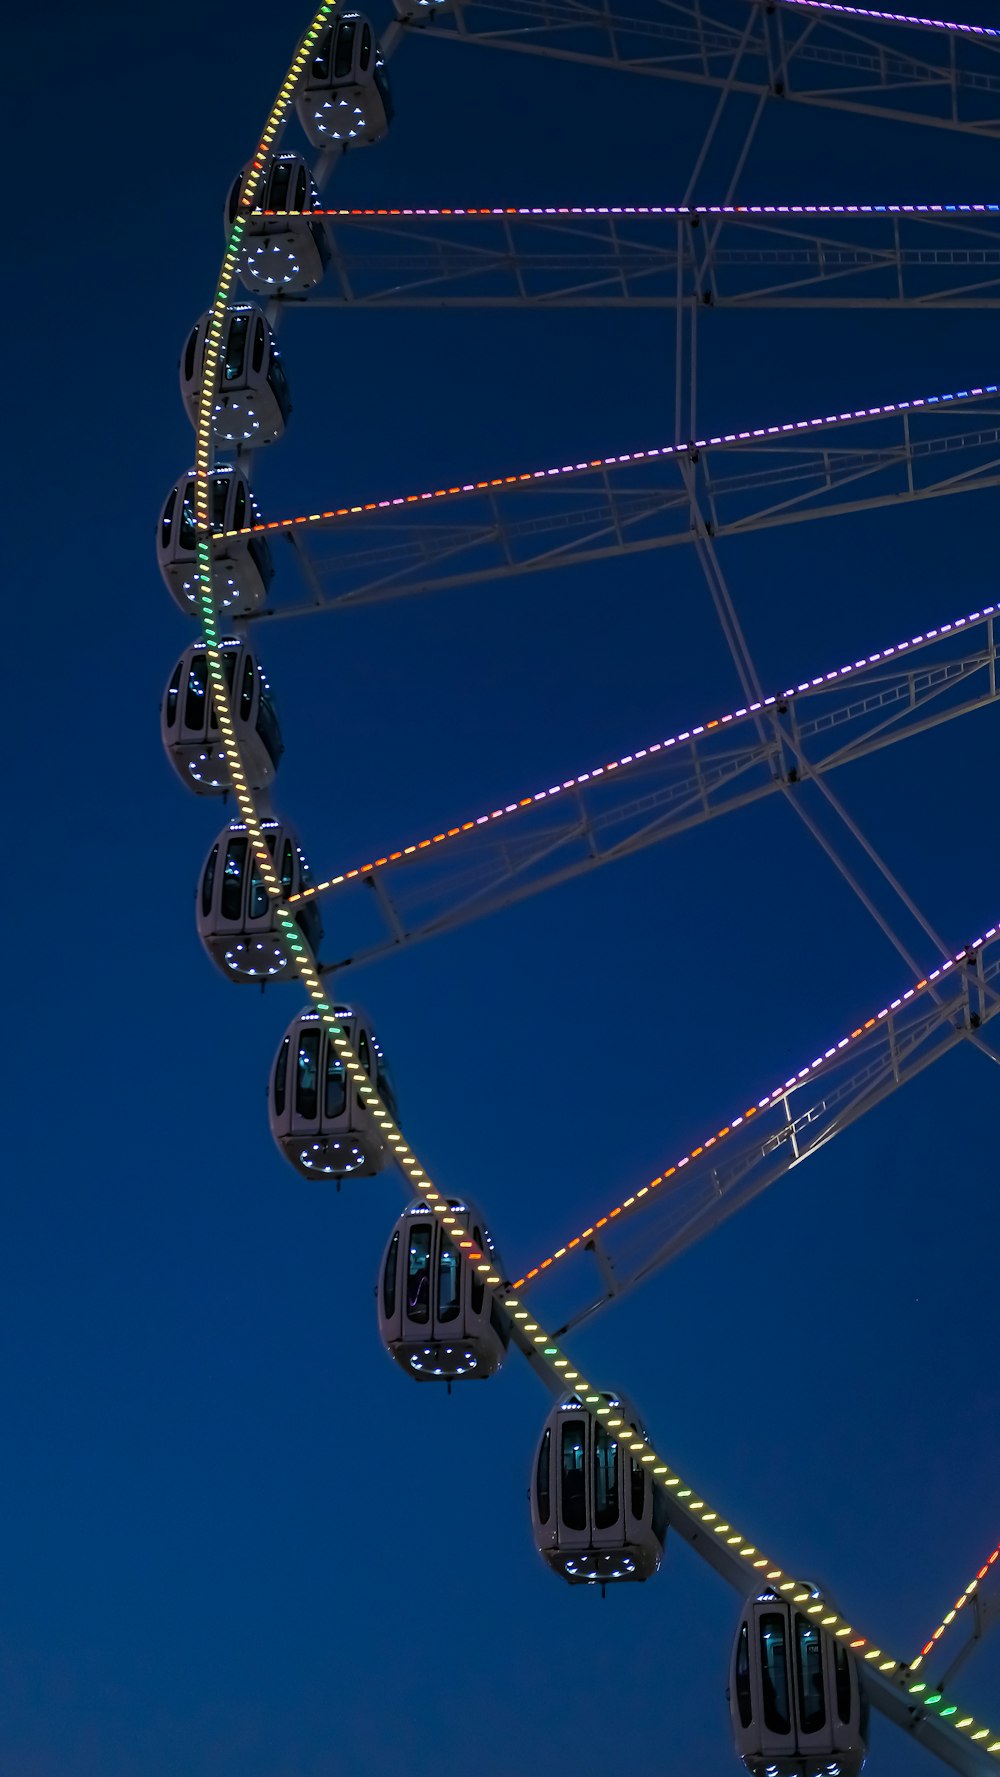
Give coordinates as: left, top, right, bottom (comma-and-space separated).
4, 3, 998, 1774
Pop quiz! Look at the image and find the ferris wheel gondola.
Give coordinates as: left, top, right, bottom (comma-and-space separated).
162, 639, 282, 795
295, 13, 392, 147
180, 305, 291, 446
197, 818, 321, 980
530, 1392, 668, 1587
269, 1004, 397, 1179
377, 1197, 510, 1381
730, 1590, 868, 1777
157, 466, 272, 616
226, 153, 330, 293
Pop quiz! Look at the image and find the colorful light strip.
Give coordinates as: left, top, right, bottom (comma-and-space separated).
775, 0, 1000, 39
185, 10, 1000, 1762
191, 12, 344, 967
284, 600, 998, 906
911, 1541, 1000, 1670
259, 201, 1000, 216
511, 925, 998, 1290
218, 383, 998, 542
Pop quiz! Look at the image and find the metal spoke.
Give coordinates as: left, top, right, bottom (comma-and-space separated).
512, 928, 1000, 1337
276, 204, 1000, 309
238, 388, 1000, 620
291, 609, 999, 972
418, 0, 1000, 137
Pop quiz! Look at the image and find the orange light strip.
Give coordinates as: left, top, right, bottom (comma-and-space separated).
283, 600, 997, 906
510, 926, 998, 1291
216, 383, 997, 543
911, 1541, 1000, 1671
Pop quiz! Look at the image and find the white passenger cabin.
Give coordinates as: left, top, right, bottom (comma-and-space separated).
730, 1589, 868, 1777
270, 1004, 397, 1179
157, 467, 272, 617
180, 306, 291, 447
530, 1392, 667, 1586
227, 154, 330, 293
162, 640, 282, 795
378, 1198, 509, 1381
197, 818, 321, 980
295, 14, 392, 147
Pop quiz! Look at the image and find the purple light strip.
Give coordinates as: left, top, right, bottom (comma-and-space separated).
291, 202, 1000, 218
774, 0, 1000, 39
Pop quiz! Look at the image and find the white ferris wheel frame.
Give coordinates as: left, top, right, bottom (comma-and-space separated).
174, 2, 1000, 1772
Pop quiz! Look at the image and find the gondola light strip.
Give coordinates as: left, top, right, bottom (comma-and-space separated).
910, 1540, 1000, 1670
216, 382, 999, 540
283, 600, 998, 904
186, 7, 1000, 1761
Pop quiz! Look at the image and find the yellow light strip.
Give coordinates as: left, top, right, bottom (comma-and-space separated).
193, 6, 337, 928
911, 1539, 1000, 1671
184, 12, 1000, 1761
280, 601, 998, 908
510, 925, 998, 1290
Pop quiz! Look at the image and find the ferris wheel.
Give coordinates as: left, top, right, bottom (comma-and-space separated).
159, 2, 1000, 1773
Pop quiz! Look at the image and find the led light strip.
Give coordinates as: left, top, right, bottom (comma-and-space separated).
217, 382, 998, 541
193, 2, 335, 916
510, 925, 998, 1290
774, 0, 1000, 38
911, 1541, 1000, 1671
187, 11, 999, 1761
281, 600, 998, 907
189, 7, 386, 1154
259, 201, 1000, 216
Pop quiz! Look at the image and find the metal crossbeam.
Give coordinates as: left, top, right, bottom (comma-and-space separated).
283, 205, 1000, 308
244, 390, 1000, 618
518, 930, 1000, 1336
939, 1574, 1000, 1692
413, 0, 1000, 138
305, 611, 998, 972
917, 1544, 1000, 1691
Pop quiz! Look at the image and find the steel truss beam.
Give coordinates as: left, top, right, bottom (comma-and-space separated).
938, 1589, 1000, 1694
517, 928, 1000, 1335
917, 1545, 1000, 1692
246, 389, 1000, 619
304, 609, 998, 972
285, 205, 1000, 309
410, 0, 1000, 138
